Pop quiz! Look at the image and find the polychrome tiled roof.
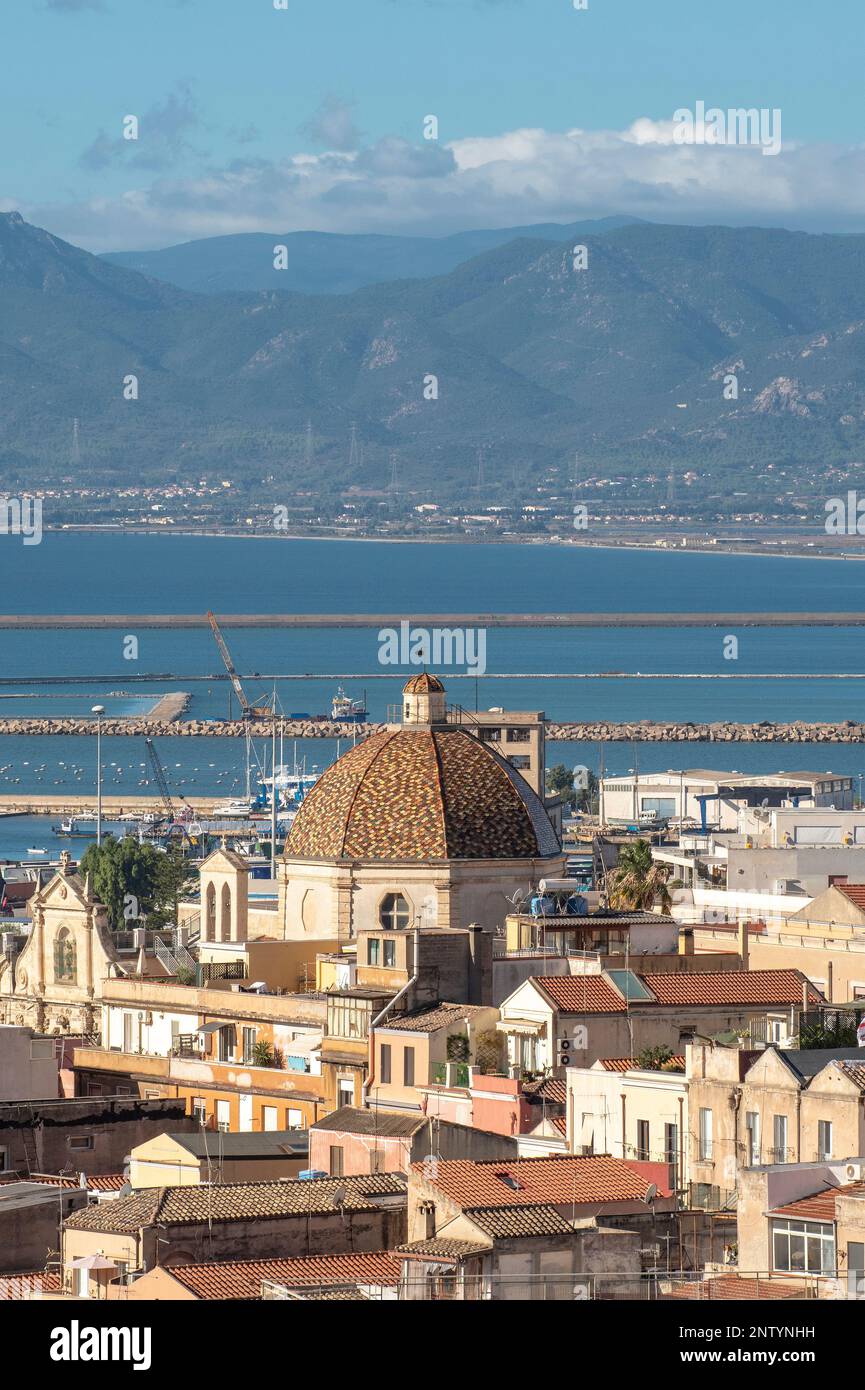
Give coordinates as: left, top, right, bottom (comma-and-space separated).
286, 727, 559, 861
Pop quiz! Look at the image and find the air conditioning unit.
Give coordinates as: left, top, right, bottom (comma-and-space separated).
845, 1163, 864, 1181
774, 879, 789, 895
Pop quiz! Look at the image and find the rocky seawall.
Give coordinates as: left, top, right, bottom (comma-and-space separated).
0, 717, 863, 742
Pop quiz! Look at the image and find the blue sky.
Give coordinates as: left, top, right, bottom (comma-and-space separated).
3, 0, 864, 250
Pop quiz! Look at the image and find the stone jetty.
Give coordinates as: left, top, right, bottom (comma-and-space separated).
0, 716, 864, 742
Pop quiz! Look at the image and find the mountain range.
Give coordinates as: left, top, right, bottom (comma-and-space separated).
3, 210, 865, 502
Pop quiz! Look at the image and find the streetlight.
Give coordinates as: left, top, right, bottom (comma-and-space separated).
91, 705, 105, 846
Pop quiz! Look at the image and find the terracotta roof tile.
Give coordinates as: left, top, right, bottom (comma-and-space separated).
413, 1154, 656, 1209
403, 673, 444, 694
286, 727, 559, 861
770, 1181, 865, 1222
63, 1173, 406, 1233
166, 1252, 402, 1300
534, 970, 822, 1014
522, 1077, 567, 1103
379, 1003, 491, 1035
533, 976, 628, 1014
0, 1272, 61, 1299
836, 883, 865, 911
598, 1057, 685, 1072
466, 1203, 575, 1237
641, 970, 823, 1007
396, 1238, 490, 1260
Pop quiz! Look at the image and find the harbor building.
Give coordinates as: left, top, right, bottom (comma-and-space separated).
601, 769, 853, 831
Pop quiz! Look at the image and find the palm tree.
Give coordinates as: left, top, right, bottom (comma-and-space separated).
607, 839, 672, 913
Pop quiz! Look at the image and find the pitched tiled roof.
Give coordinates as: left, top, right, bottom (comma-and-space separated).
836, 883, 865, 911
311, 1106, 426, 1138
836, 1061, 865, 1090
465, 1204, 576, 1238
598, 1057, 685, 1072
26, 1173, 127, 1191
641, 970, 823, 1007
396, 1238, 490, 1260
0, 1272, 62, 1299
533, 970, 822, 1014
522, 1077, 567, 1103
286, 727, 559, 861
63, 1173, 406, 1233
769, 1181, 865, 1222
532, 976, 629, 1014
379, 1003, 491, 1034
413, 1155, 656, 1209
165, 1252, 402, 1300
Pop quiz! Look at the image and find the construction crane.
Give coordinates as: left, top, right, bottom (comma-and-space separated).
206, 610, 270, 719
145, 738, 176, 823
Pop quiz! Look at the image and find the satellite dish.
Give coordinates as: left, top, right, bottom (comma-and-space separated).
644, 1183, 658, 1204
331, 1184, 347, 1208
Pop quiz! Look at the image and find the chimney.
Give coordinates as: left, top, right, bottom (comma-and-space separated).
678, 924, 694, 957
737, 919, 749, 969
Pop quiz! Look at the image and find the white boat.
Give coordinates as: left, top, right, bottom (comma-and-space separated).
26, 847, 48, 855
212, 798, 256, 818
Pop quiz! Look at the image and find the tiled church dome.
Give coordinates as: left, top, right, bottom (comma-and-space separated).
285, 726, 560, 862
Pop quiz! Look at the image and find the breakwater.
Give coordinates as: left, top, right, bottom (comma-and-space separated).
0, 717, 864, 742
2, 611, 865, 629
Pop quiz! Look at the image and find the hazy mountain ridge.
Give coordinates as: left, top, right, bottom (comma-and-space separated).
2, 211, 865, 498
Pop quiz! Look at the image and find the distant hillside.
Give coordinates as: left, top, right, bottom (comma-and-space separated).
3, 210, 865, 501
101, 217, 640, 295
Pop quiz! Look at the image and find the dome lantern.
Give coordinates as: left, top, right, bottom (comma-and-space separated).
402, 671, 446, 727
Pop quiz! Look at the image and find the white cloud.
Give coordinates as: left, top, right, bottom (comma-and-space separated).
15, 119, 865, 252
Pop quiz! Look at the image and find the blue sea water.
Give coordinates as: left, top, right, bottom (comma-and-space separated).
0, 533, 864, 857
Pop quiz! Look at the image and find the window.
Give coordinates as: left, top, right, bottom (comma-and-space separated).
287, 1108, 302, 1129
0, 1147, 8, 1172
767, 1016, 787, 1043
337, 1077, 355, 1108
379, 894, 410, 931
216, 1100, 231, 1132
699, 1108, 713, 1161
329, 1144, 344, 1177
370, 1148, 385, 1174
507, 728, 530, 743
509, 756, 531, 770
772, 1218, 835, 1275
818, 1120, 833, 1161
87, 1083, 104, 1098
773, 1114, 788, 1162
218, 1025, 236, 1062
664, 1123, 678, 1166
328, 998, 373, 1040
381, 1044, 392, 1084
636, 1120, 650, 1162
122, 1012, 134, 1054
242, 1027, 256, 1064
383, 939, 397, 968
404, 1046, 415, 1087
262, 1106, 278, 1131
68, 1136, 93, 1151
367, 937, 380, 966
479, 727, 501, 742
745, 1111, 761, 1166
192, 1098, 207, 1125
53, 927, 76, 983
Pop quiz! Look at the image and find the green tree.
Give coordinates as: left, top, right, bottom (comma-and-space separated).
607, 839, 672, 913
546, 764, 576, 808
79, 836, 191, 930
